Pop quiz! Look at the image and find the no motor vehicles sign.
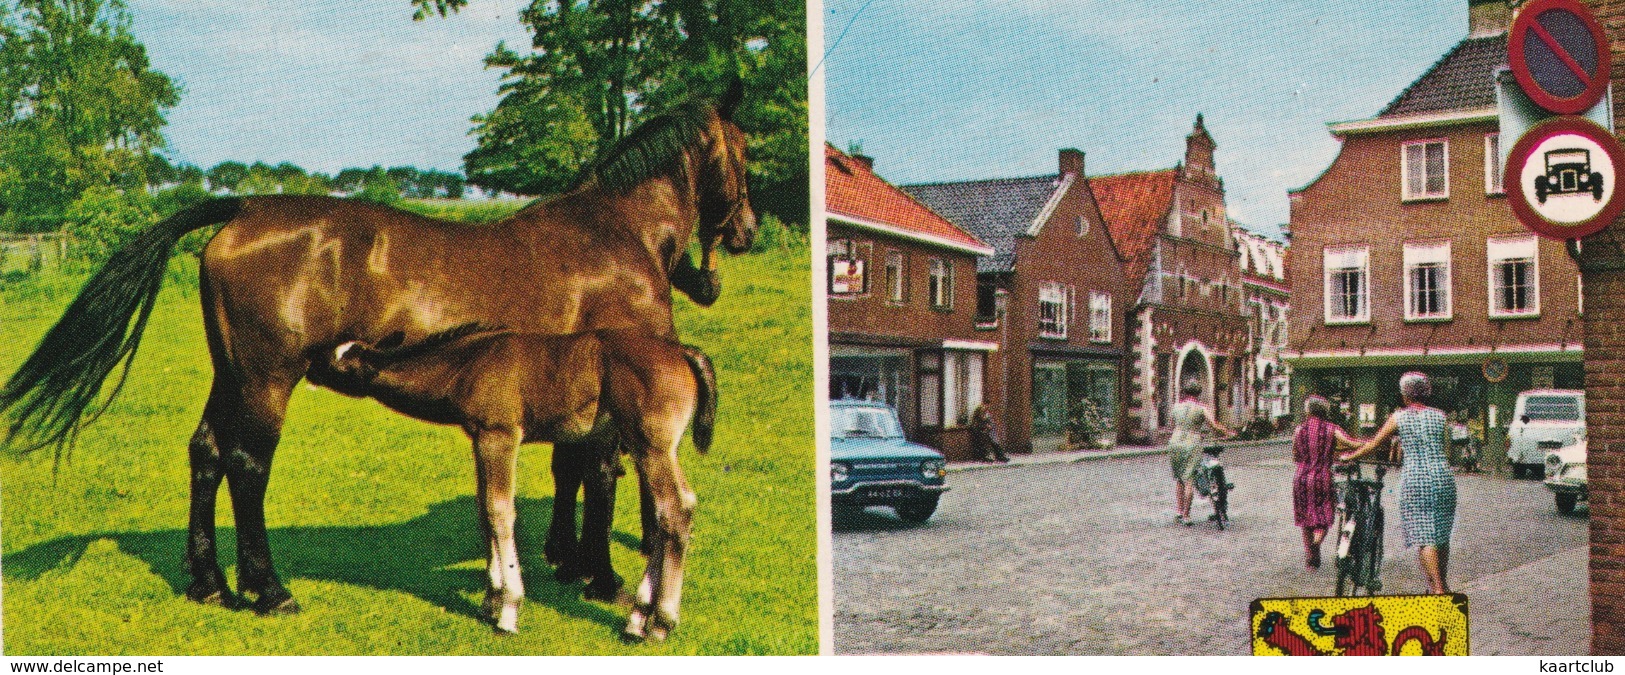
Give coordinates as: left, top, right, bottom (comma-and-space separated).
1506, 116, 1625, 240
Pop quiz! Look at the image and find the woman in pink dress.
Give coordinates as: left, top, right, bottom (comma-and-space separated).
1293, 395, 1364, 570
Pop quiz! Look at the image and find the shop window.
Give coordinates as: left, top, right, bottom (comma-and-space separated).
1404, 241, 1452, 320
1488, 235, 1539, 317
919, 351, 983, 428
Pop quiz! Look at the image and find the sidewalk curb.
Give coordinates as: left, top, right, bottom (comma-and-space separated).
947, 436, 1290, 474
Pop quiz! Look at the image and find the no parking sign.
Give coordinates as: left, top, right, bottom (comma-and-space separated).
1509, 0, 1610, 115
1505, 116, 1625, 240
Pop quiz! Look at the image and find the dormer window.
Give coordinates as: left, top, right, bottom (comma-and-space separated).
1077, 214, 1090, 237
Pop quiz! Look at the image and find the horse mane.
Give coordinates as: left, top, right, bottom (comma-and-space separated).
372, 322, 508, 363
573, 102, 716, 195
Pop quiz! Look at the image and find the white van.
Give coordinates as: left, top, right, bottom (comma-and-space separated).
1507, 389, 1585, 479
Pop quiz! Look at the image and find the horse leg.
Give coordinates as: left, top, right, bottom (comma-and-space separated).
184, 379, 241, 608
544, 440, 584, 581
579, 431, 625, 601
223, 375, 299, 615
623, 432, 695, 643
473, 426, 525, 633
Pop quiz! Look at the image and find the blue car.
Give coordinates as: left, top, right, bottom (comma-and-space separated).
830, 399, 948, 523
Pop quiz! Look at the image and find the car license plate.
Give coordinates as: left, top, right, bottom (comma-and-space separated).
867, 487, 908, 500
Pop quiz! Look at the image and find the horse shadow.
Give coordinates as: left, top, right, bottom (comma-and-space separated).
3, 496, 639, 630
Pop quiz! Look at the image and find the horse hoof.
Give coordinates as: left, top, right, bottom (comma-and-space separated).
494, 606, 520, 634
554, 563, 586, 584
254, 596, 301, 616
621, 611, 648, 643
583, 575, 623, 602
647, 625, 670, 643
187, 588, 245, 610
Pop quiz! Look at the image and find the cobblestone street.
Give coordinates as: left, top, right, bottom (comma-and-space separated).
832, 440, 1588, 655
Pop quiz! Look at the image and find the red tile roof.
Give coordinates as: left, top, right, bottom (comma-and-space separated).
1090, 169, 1177, 285
825, 144, 988, 252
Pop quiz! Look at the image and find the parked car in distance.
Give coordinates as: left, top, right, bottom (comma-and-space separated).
1544, 436, 1587, 515
1507, 389, 1585, 479
830, 399, 948, 523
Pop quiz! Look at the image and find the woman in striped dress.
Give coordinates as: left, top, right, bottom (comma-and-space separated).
1293, 395, 1364, 570
1340, 372, 1457, 594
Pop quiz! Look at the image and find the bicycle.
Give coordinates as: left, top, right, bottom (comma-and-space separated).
1332, 461, 1391, 596
1193, 444, 1234, 530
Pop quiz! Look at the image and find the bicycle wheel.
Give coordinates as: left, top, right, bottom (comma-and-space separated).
1333, 497, 1353, 597
1366, 502, 1385, 594
1211, 466, 1228, 530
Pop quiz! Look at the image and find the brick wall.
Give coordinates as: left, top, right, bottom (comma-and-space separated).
1289, 121, 1583, 356
1586, 0, 1625, 655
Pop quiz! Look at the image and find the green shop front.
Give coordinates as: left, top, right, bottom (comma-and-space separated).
1029, 344, 1122, 452
1285, 348, 1582, 474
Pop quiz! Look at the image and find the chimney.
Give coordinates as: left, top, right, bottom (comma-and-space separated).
1469, 0, 1509, 37
850, 153, 874, 170
1059, 148, 1085, 178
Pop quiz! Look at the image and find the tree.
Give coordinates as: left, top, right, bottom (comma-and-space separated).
206, 160, 248, 193
0, 0, 180, 233
455, 0, 807, 227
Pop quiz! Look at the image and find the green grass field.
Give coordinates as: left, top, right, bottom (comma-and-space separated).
0, 215, 816, 655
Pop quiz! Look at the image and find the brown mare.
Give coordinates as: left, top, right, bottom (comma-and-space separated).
0, 91, 754, 623
307, 324, 713, 639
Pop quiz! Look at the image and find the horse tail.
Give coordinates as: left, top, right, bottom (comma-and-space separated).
680, 344, 716, 453
0, 197, 244, 455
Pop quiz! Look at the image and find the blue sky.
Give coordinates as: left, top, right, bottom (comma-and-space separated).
822, 0, 1479, 236
128, 0, 531, 175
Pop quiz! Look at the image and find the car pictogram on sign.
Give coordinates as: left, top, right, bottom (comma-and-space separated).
1505, 115, 1625, 240
1536, 148, 1604, 203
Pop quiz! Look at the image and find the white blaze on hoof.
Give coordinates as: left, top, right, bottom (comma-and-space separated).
495, 603, 520, 634
622, 609, 649, 643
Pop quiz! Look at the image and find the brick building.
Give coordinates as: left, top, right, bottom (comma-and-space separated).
1234, 225, 1292, 424
824, 144, 998, 459
905, 149, 1132, 453
1584, 0, 1625, 656
1095, 117, 1256, 442
1286, 0, 1583, 458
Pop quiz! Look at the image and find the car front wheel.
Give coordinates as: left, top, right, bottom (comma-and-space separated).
895, 495, 940, 523
1557, 493, 1579, 514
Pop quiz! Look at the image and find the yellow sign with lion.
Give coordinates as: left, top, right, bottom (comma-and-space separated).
1250, 594, 1469, 655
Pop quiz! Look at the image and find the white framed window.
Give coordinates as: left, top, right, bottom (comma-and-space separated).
1038, 281, 1072, 339
827, 238, 866, 295
1077, 214, 1091, 237
1404, 241, 1452, 320
929, 258, 953, 309
1485, 134, 1504, 195
919, 350, 984, 429
885, 250, 905, 304
918, 352, 940, 427
1487, 235, 1539, 318
1089, 290, 1112, 343
1579, 276, 1585, 315
1402, 139, 1449, 200
1323, 246, 1369, 324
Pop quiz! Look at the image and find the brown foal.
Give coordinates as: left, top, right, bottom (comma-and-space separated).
308, 324, 711, 640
